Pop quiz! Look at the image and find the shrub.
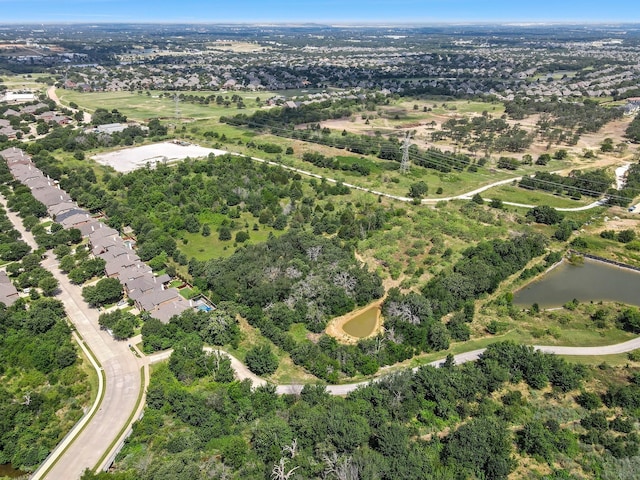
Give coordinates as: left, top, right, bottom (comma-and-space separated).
245, 345, 279, 376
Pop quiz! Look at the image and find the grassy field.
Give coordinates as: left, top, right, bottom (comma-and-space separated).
0, 73, 50, 91
178, 211, 286, 261
413, 99, 506, 116
57, 88, 590, 202
483, 184, 593, 208
56, 89, 268, 122
225, 316, 316, 384
391, 325, 637, 373
77, 344, 100, 405
558, 353, 636, 367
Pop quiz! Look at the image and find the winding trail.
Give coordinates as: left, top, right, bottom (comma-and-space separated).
224, 152, 612, 212
145, 336, 640, 396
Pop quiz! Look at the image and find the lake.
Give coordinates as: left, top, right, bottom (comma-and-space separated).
342, 304, 380, 338
514, 258, 640, 308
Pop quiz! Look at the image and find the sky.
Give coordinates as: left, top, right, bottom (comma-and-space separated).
0, 0, 638, 24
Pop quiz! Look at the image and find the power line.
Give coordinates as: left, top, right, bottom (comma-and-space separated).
400, 132, 411, 174
224, 118, 634, 202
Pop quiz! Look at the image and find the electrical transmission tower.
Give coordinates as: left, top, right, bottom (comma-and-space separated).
400, 132, 412, 174
174, 93, 181, 120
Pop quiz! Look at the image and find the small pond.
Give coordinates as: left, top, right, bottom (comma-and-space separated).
514, 258, 640, 309
0, 464, 27, 478
342, 304, 380, 338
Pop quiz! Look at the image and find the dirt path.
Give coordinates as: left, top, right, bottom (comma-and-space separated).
47, 85, 92, 123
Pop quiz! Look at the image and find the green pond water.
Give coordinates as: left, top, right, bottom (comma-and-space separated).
0, 464, 27, 478
514, 258, 640, 308
342, 305, 379, 338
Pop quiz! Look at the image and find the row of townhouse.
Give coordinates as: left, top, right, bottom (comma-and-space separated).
0, 147, 193, 323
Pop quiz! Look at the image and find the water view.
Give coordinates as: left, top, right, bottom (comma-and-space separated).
342, 304, 380, 338
0, 464, 27, 478
514, 258, 640, 308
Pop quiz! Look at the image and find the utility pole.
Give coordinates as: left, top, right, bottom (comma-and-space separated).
400, 132, 411, 174
174, 93, 181, 120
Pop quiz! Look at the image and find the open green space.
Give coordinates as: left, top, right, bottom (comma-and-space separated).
483, 184, 593, 208
0, 73, 50, 91
178, 212, 286, 261
56, 89, 266, 122
400, 325, 637, 373
402, 98, 507, 116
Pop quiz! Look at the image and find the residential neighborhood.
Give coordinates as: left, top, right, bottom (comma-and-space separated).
1, 146, 212, 324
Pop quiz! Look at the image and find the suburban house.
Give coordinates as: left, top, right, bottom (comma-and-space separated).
149, 297, 191, 323
124, 274, 166, 301
87, 225, 120, 243
135, 287, 182, 312
117, 264, 153, 283
7, 164, 42, 182
91, 235, 126, 254
55, 207, 90, 224
47, 200, 77, 218
104, 254, 142, 278
1, 146, 209, 326
0, 126, 18, 138
31, 188, 73, 208
1, 147, 35, 166
59, 212, 93, 229
0, 271, 19, 307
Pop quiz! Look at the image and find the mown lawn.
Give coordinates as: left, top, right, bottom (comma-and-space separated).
57, 89, 266, 122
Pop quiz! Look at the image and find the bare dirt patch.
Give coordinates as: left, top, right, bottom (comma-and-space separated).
324, 299, 385, 345
577, 117, 632, 150
597, 217, 639, 233
92, 142, 227, 172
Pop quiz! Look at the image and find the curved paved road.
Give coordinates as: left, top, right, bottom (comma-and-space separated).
0, 144, 626, 476
146, 336, 640, 397
47, 85, 92, 123
229, 152, 612, 213
0, 195, 145, 480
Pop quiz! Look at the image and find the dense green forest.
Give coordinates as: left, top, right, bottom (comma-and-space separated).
0, 195, 31, 262
432, 115, 535, 153
144, 231, 547, 382
25, 149, 396, 275
0, 294, 88, 472
201, 232, 383, 327
625, 114, 640, 143
80, 341, 640, 480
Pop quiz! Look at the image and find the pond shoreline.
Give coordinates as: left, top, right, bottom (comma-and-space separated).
572, 250, 640, 274
514, 253, 640, 308
325, 298, 384, 344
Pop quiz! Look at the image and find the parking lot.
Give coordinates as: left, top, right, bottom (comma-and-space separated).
92, 142, 227, 172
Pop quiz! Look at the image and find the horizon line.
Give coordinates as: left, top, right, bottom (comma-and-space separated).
1, 21, 640, 26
